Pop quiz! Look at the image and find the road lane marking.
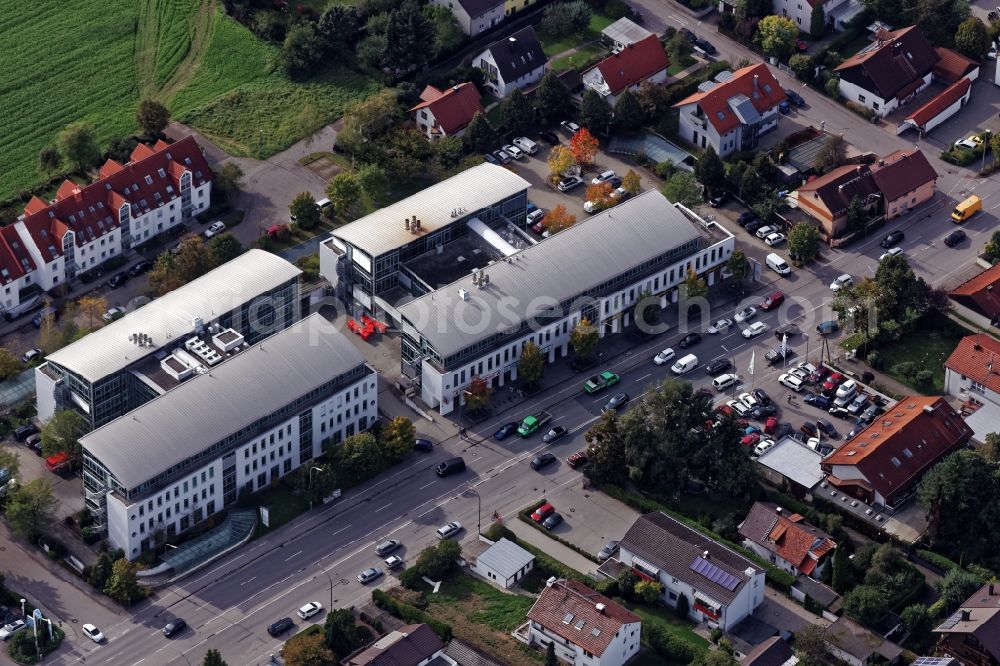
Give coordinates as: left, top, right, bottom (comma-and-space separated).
419, 480, 437, 490
374, 502, 392, 513
284, 550, 302, 562
240, 576, 256, 586
636, 373, 651, 381
332, 525, 351, 536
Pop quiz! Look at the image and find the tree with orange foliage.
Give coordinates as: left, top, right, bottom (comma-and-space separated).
585, 182, 613, 202
570, 128, 599, 166
542, 204, 577, 234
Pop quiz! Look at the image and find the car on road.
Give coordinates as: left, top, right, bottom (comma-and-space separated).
531, 502, 555, 522
707, 318, 733, 334
267, 618, 294, 637
1, 620, 26, 641
357, 567, 384, 584
784, 89, 806, 107
736, 211, 757, 227
879, 247, 903, 262
538, 130, 560, 145
742, 321, 768, 339
502, 144, 525, 160
759, 290, 784, 311
592, 170, 618, 185
774, 323, 800, 339
604, 392, 629, 411
542, 426, 568, 443
82, 623, 105, 643
107, 272, 129, 289
494, 422, 518, 440
567, 451, 588, 468
21, 348, 42, 363
413, 438, 433, 452
880, 230, 904, 248
557, 175, 585, 192
103, 306, 125, 322
162, 618, 186, 638
375, 539, 401, 557
944, 229, 966, 247
779, 374, 805, 392
204, 221, 226, 238
653, 347, 676, 365
598, 540, 620, 562
531, 452, 557, 470
128, 260, 153, 277
542, 513, 563, 530
384, 555, 404, 570
705, 358, 732, 375
298, 602, 324, 620
830, 274, 854, 292
560, 121, 582, 135
678, 332, 701, 348
764, 232, 786, 247
734, 306, 757, 323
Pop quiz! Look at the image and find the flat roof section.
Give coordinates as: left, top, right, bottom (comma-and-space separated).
81, 313, 367, 491
46, 250, 301, 383
330, 162, 530, 258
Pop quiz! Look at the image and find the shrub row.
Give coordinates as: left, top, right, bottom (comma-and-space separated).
372, 589, 452, 642
917, 549, 960, 573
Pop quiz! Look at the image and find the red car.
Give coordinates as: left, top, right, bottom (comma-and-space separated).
45, 451, 69, 471
530, 502, 555, 522
764, 416, 778, 435
567, 452, 588, 469
759, 290, 785, 311
716, 404, 733, 417
822, 373, 845, 392
740, 433, 761, 447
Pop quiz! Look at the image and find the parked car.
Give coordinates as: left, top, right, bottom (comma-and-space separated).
709, 192, 727, 207
739, 392, 759, 410
804, 393, 832, 409
830, 274, 854, 292
494, 422, 518, 440
107, 272, 129, 289
538, 130, 560, 145
753, 388, 772, 405
531, 502, 555, 522
695, 38, 717, 55
13, 424, 38, 441
502, 144, 525, 160
82, 623, 105, 643
816, 320, 839, 335
592, 170, 618, 185
357, 567, 383, 584
542, 513, 563, 530
678, 332, 701, 348
21, 348, 43, 363
944, 229, 967, 247
778, 100, 791, 114
880, 230, 905, 248
784, 89, 806, 107
816, 418, 838, 438
705, 358, 732, 375
736, 211, 757, 227
764, 232, 786, 247
779, 374, 805, 392
1, 620, 27, 641
492, 149, 512, 165
557, 175, 584, 192
751, 404, 777, 420
774, 323, 800, 339
560, 121, 581, 135
745, 219, 769, 234
542, 426, 568, 443
204, 221, 226, 238
680, 27, 697, 42
598, 540, 620, 562
297, 602, 323, 620
755, 225, 775, 240
103, 306, 125, 322
527, 209, 546, 230
828, 406, 852, 420
530, 453, 557, 470
483, 153, 499, 165
128, 260, 153, 277
384, 555, 404, 570
567, 452, 588, 468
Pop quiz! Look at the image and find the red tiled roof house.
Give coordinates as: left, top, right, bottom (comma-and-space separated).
581, 35, 669, 105
948, 264, 1000, 328
410, 83, 484, 140
945, 333, 1000, 412
738, 502, 837, 579
673, 64, 786, 158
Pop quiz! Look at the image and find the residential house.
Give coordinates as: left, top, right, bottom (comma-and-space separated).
738, 502, 837, 579
600, 17, 652, 52
790, 148, 937, 238
934, 582, 1000, 666
410, 83, 484, 140
949, 264, 1000, 328
504, 0, 537, 17
0, 226, 39, 315
719, 0, 848, 32
469, 538, 534, 589
821, 396, 972, 510
431, 0, 503, 36
582, 35, 668, 105
944, 333, 1000, 443
475, 26, 548, 98
341, 623, 455, 666
600, 511, 765, 630
516, 578, 641, 666
673, 64, 786, 158
824, 617, 904, 666
744, 637, 799, 666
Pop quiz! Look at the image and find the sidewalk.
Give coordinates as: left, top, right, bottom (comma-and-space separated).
506, 519, 598, 577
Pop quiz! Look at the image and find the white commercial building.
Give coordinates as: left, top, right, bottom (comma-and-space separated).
80, 313, 376, 559
397, 190, 735, 415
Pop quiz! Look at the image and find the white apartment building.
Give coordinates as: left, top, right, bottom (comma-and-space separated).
80, 313, 376, 559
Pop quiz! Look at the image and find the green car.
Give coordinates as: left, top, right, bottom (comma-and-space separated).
584, 370, 620, 394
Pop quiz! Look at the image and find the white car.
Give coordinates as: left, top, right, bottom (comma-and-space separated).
0, 620, 26, 641
653, 348, 676, 365
779, 373, 805, 392
742, 321, 768, 339
583, 199, 606, 214
204, 221, 226, 238
990, 43, 998, 60
384, 555, 404, 570
726, 399, 751, 417
82, 624, 105, 643
502, 144, 525, 160
102, 306, 125, 322
764, 232, 786, 247
755, 225, 774, 239
21, 348, 43, 363
734, 306, 757, 323
560, 120, 581, 135
592, 170, 617, 185
297, 601, 324, 620
738, 392, 758, 410
790, 366, 810, 381
513, 137, 538, 154
796, 362, 817, 375
754, 439, 776, 456
526, 209, 545, 227
357, 567, 384, 584
436, 521, 463, 539
955, 136, 980, 149
879, 247, 903, 262
707, 318, 733, 334
830, 274, 854, 292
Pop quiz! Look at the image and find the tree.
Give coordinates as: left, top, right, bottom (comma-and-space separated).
547, 146, 576, 177
756, 15, 799, 59
323, 608, 357, 658
337, 90, 403, 155
675, 593, 690, 619
810, 3, 826, 39
290, 192, 321, 231
38, 146, 62, 177
202, 649, 229, 666
0, 347, 24, 380
57, 122, 100, 170
541, 0, 592, 37
40, 409, 85, 461
825, 76, 842, 100
384, 1, 436, 75
727, 250, 750, 289
0, 447, 20, 484
533, 71, 572, 121
788, 222, 820, 263
77, 294, 108, 330
105, 558, 141, 605
326, 172, 362, 217
585, 411, 627, 484
415, 539, 461, 579
283, 632, 336, 666
831, 544, 850, 592
6, 478, 58, 541
793, 624, 829, 663
634, 580, 663, 604
545, 642, 557, 666
681, 268, 708, 299
579, 89, 612, 134
570, 318, 599, 359
844, 585, 889, 625
542, 204, 577, 234
901, 604, 933, 640
499, 88, 534, 134
661, 171, 702, 208
208, 233, 244, 264
569, 128, 599, 166
695, 146, 726, 195
462, 112, 495, 155
281, 24, 324, 80
693, 652, 739, 666
621, 169, 641, 195
984, 230, 1000, 265
356, 163, 389, 204
956, 17, 991, 60
148, 252, 182, 296
173, 234, 218, 285
813, 135, 848, 175
937, 567, 988, 613
316, 5, 361, 58
789, 54, 814, 80
518, 341, 545, 388
427, 5, 464, 57
214, 163, 244, 204
463, 376, 493, 413
330, 432, 386, 482
136, 100, 170, 136
586, 182, 615, 208
844, 194, 868, 236
613, 89, 645, 133
381, 416, 416, 460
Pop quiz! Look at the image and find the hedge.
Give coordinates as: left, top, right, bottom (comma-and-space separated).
372, 589, 452, 642
917, 549, 959, 573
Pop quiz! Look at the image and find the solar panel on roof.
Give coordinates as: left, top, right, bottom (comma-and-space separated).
689, 556, 740, 591
913, 657, 955, 666
937, 610, 964, 631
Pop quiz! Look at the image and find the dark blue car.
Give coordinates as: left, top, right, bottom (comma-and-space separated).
804, 393, 832, 409
494, 422, 518, 440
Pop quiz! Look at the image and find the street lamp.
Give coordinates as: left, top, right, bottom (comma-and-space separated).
309, 466, 323, 510
456, 389, 473, 439
465, 485, 482, 535
163, 543, 178, 556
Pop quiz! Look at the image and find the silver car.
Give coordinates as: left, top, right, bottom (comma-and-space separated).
357, 567, 383, 584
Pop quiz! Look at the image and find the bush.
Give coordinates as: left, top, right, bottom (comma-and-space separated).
824, 77, 841, 100
372, 589, 452, 641
891, 361, 917, 378
654, 161, 677, 179
645, 623, 695, 664
710, 627, 723, 643
866, 350, 881, 370
914, 369, 934, 386
541, 0, 592, 38
845, 101, 876, 120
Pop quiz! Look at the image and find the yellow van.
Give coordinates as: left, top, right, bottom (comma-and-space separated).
952, 195, 982, 223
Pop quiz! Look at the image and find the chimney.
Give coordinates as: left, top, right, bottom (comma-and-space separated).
702, 550, 710, 560
961, 609, 971, 621
404, 217, 410, 230
415, 217, 421, 231
595, 603, 606, 614
508, 36, 517, 46
753, 74, 759, 90
990, 583, 995, 595
776, 506, 783, 515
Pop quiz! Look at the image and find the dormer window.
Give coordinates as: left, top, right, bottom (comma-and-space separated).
158, 168, 166, 178
145, 175, 153, 185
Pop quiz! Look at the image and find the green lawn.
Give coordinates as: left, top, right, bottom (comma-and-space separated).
629, 602, 710, 652
667, 61, 688, 76
540, 13, 615, 57
876, 319, 969, 394
551, 44, 605, 72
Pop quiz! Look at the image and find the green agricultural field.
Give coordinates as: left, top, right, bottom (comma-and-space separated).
0, 0, 379, 201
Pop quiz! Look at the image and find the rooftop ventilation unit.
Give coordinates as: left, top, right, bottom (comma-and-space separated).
458, 288, 469, 301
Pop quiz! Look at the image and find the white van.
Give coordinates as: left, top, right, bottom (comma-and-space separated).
513, 137, 538, 155
766, 253, 791, 276
316, 197, 332, 211
712, 373, 739, 391
671, 354, 699, 375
